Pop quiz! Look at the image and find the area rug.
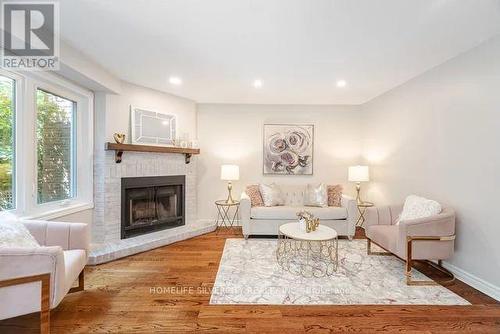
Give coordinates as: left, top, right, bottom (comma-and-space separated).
210, 239, 469, 305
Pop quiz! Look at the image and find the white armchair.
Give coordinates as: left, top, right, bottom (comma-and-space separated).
0, 220, 90, 333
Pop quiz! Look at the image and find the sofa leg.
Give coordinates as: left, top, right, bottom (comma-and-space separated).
348, 235, 354, 241
69, 269, 84, 293
244, 234, 249, 240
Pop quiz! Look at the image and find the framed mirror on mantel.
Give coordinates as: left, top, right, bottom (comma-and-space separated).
130, 106, 177, 146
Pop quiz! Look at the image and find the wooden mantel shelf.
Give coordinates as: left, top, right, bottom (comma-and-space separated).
105, 142, 200, 164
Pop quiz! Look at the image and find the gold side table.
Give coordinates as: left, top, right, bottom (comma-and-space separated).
215, 200, 240, 234
356, 201, 374, 227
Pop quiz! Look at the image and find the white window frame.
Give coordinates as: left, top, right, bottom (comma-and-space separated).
1, 69, 94, 219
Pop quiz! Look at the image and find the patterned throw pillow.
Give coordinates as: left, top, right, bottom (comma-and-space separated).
327, 184, 343, 207
246, 185, 264, 207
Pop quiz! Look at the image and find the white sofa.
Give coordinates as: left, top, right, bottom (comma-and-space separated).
0, 220, 89, 322
240, 185, 357, 239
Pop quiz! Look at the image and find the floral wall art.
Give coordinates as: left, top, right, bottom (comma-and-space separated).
263, 124, 314, 175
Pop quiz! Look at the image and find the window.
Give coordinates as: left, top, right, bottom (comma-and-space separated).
0, 69, 93, 218
36, 89, 76, 204
0, 75, 15, 210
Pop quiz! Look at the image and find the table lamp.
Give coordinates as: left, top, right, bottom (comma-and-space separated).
220, 164, 239, 204
348, 165, 369, 204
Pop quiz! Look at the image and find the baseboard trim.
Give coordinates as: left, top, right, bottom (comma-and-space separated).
443, 261, 500, 301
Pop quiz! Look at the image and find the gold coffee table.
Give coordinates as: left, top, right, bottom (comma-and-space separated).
276, 222, 338, 278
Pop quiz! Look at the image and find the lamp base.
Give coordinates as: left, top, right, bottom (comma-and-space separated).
355, 182, 363, 205
225, 181, 235, 204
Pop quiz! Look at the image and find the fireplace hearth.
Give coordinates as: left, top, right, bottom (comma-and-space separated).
121, 175, 185, 239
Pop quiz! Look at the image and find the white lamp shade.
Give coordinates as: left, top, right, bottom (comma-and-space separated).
348, 165, 369, 182
220, 164, 240, 181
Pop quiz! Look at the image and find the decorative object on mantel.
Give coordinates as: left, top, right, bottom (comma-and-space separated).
189, 139, 199, 149
263, 124, 314, 175
113, 133, 126, 144
348, 165, 370, 204
220, 164, 239, 204
297, 210, 320, 232
105, 142, 200, 164
130, 105, 177, 146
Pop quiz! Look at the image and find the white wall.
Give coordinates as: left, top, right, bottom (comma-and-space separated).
361, 35, 500, 295
105, 81, 197, 143
197, 104, 362, 220
52, 209, 93, 224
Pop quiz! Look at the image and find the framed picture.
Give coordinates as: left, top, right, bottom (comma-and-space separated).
130, 106, 176, 146
263, 124, 314, 175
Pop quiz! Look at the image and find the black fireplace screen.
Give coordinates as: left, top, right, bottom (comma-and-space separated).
121, 176, 185, 239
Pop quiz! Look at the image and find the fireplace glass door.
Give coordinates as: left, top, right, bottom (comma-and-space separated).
123, 183, 184, 238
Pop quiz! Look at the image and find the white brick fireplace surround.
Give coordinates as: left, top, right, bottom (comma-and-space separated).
89, 151, 215, 265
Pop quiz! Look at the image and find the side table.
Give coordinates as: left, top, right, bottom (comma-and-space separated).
356, 201, 374, 227
215, 200, 240, 234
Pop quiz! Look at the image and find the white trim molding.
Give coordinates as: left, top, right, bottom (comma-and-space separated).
443, 261, 500, 301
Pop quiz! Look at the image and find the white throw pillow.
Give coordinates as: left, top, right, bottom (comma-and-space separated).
304, 183, 328, 207
259, 183, 285, 207
397, 195, 442, 224
0, 212, 40, 248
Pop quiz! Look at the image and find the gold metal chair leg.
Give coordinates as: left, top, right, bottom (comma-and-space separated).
406, 236, 456, 286
367, 238, 392, 256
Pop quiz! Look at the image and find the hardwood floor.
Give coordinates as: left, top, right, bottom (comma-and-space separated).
1, 228, 499, 333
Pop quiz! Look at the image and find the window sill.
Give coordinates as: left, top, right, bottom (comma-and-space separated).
21, 202, 94, 221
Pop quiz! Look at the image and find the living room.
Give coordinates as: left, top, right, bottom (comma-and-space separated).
0, 1, 499, 333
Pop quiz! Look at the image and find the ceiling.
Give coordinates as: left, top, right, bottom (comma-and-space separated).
59, 0, 500, 104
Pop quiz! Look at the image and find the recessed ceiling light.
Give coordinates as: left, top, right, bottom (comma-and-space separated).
336, 80, 347, 88
253, 79, 263, 88
169, 76, 182, 85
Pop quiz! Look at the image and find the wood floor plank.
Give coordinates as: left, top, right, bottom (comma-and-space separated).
1, 228, 499, 333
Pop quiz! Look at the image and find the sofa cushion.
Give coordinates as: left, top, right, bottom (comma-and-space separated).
250, 206, 347, 220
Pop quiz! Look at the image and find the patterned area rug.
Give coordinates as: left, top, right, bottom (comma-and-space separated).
210, 239, 469, 305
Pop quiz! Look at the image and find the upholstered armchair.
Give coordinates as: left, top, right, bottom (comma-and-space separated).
364, 204, 456, 285
0, 220, 89, 333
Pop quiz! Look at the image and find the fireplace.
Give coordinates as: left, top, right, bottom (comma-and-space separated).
121, 175, 185, 239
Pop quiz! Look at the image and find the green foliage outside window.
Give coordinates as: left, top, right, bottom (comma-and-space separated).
0, 77, 14, 210
36, 89, 75, 204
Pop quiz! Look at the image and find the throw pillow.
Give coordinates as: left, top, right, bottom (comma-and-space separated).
246, 185, 264, 207
304, 183, 328, 207
327, 184, 343, 207
259, 183, 285, 207
0, 212, 40, 248
397, 195, 442, 224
